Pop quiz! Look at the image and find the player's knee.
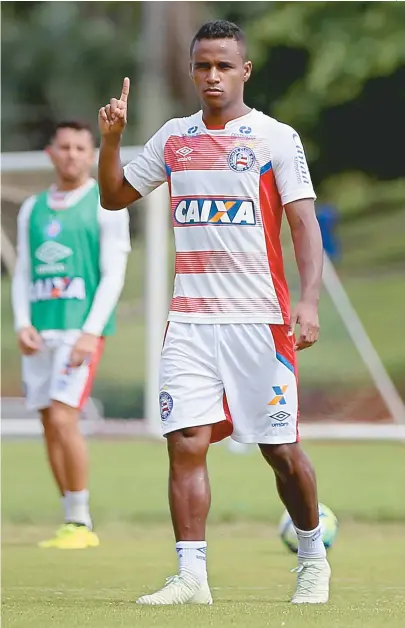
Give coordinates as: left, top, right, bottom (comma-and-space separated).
41, 408, 56, 438
48, 400, 79, 436
259, 442, 301, 479
168, 426, 210, 468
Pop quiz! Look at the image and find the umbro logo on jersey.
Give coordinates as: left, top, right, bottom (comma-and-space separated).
176, 146, 193, 162
174, 199, 256, 225
35, 242, 73, 265
176, 146, 193, 157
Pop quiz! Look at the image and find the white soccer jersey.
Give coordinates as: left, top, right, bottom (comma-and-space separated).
124, 109, 316, 324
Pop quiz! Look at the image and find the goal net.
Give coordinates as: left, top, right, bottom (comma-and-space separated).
281, 234, 404, 439
2, 150, 404, 440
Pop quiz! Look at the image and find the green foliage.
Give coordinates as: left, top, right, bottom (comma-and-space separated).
2, 2, 141, 150
3, 1, 405, 192
243, 2, 405, 127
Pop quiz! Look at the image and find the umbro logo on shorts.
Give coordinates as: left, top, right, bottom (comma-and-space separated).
268, 410, 290, 428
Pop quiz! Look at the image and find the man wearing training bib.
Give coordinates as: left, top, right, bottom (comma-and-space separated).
12, 121, 131, 549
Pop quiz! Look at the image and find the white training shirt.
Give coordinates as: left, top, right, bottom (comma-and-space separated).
124, 109, 316, 324
12, 179, 131, 336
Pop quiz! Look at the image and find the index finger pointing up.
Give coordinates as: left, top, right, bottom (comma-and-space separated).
120, 77, 130, 103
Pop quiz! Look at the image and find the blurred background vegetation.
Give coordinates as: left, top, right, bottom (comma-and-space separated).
2, 1, 404, 418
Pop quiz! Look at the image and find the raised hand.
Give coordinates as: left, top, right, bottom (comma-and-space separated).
99, 77, 130, 138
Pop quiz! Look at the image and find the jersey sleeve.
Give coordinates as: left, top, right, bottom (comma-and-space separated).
81, 207, 131, 336
123, 121, 171, 198
98, 205, 132, 253
272, 124, 317, 205
11, 196, 36, 331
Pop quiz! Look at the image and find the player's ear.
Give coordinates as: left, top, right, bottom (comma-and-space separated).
44, 144, 56, 166
243, 61, 252, 83
189, 61, 194, 81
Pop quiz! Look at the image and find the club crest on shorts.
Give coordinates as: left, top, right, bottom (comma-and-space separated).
228, 146, 255, 172
159, 391, 173, 421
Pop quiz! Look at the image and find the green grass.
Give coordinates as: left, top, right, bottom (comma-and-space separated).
2, 441, 405, 525
2, 523, 405, 628
2, 440, 405, 627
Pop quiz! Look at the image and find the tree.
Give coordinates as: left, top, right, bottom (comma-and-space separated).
2, 2, 141, 150
217, 1, 405, 185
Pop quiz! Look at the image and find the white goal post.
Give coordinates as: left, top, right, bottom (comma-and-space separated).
2, 148, 404, 442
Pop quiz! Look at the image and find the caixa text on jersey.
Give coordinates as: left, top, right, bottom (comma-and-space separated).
29, 277, 86, 302
174, 198, 256, 225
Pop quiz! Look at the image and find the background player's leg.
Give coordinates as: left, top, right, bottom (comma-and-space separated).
259, 442, 319, 530
167, 425, 212, 542
40, 407, 67, 520
47, 337, 104, 531
49, 400, 91, 529
50, 401, 88, 491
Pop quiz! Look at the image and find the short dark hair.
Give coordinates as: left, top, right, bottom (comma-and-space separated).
50, 120, 94, 143
190, 20, 246, 58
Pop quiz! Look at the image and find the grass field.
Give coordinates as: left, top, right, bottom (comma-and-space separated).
2, 439, 405, 627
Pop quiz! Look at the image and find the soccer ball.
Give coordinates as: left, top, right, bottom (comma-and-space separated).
279, 503, 338, 553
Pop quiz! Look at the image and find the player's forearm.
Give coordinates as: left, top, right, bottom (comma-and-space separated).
98, 137, 127, 210
290, 216, 323, 306
81, 251, 128, 336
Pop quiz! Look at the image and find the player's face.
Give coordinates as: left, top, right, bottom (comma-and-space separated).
190, 38, 252, 110
47, 128, 94, 183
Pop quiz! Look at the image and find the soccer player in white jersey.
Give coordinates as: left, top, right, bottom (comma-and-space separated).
98, 20, 330, 604
12, 121, 131, 549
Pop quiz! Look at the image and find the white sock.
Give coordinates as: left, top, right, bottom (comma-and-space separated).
61, 495, 67, 520
295, 524, 326, 559
64, 490, 92, 529
175, 541, 207, 583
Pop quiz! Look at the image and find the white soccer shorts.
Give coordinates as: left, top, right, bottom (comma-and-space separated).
22, 331, 104, 411
159, 322, 299, 445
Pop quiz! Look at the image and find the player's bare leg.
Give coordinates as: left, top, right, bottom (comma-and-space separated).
50, 401, 88, 492
41, 407, 66, 497
50, 400, 93, 524
38, 401, 98, 549
168, 425, 212, 541
260, 443, 318, 529
260, 442, 331, 603
136, 425, 213, 605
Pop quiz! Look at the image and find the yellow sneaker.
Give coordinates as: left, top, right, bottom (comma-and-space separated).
38, 524, 100, 549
